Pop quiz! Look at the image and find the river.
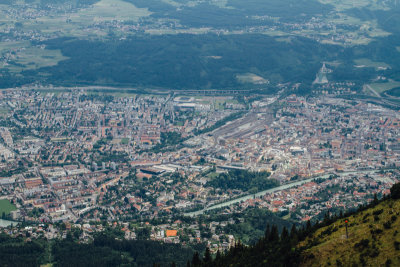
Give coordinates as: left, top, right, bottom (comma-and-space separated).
184, 169, 380, 217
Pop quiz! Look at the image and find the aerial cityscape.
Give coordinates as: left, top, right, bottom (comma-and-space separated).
0, 88, 399, 251
0, 0, 400, 266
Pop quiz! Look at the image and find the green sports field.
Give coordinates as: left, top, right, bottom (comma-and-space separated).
0, 199, 17, 216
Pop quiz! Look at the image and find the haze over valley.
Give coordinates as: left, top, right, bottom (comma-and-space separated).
0, 1, 400, 266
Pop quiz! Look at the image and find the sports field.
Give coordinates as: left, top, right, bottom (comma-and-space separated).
0, 199, 17, 215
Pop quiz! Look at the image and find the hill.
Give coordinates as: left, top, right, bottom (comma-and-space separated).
194, 183, 400, 267
1, 0, 400, 91
1, 185, 399, 267
0, 231, 202, 267
300, 196, 400, 266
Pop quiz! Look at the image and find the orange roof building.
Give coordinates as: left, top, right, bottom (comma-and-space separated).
165, 230, 177, 237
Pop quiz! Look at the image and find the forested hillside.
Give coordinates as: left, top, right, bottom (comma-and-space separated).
0, 184, 399, 266
0, 231, 201, 267
188, 182, 400, 267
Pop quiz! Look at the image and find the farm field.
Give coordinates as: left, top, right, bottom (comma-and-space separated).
317, 0, 390, 11
74, 0, 151, 23
354, 58, 390, 70
2, 0, 151, 39
369, 80, 400, 94
236, 73, 269, 85
0, 41, 30, 54
0, 0, 398, 90
6, 47, 68, 72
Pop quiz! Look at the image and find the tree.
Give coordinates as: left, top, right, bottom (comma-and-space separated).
215, 250, 221, 263
290, 224, 298, 246
59, 222, 66, 231
306, 220, 312, 232
280, 227, 289, 243
136, 227, 150, 240
191, 252, 201, 267
373, 193, 379, 205
268, 225, 279, 242
203, 247, 211, 265
391, 183, 400, 199
264, 224, 270, 239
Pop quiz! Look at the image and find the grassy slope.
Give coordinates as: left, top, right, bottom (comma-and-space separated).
300, 198, 400, 266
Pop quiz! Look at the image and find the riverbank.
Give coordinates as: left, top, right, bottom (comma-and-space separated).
185, 169, 382, 217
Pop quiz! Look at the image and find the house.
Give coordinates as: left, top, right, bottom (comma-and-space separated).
165, 230, 177, 237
